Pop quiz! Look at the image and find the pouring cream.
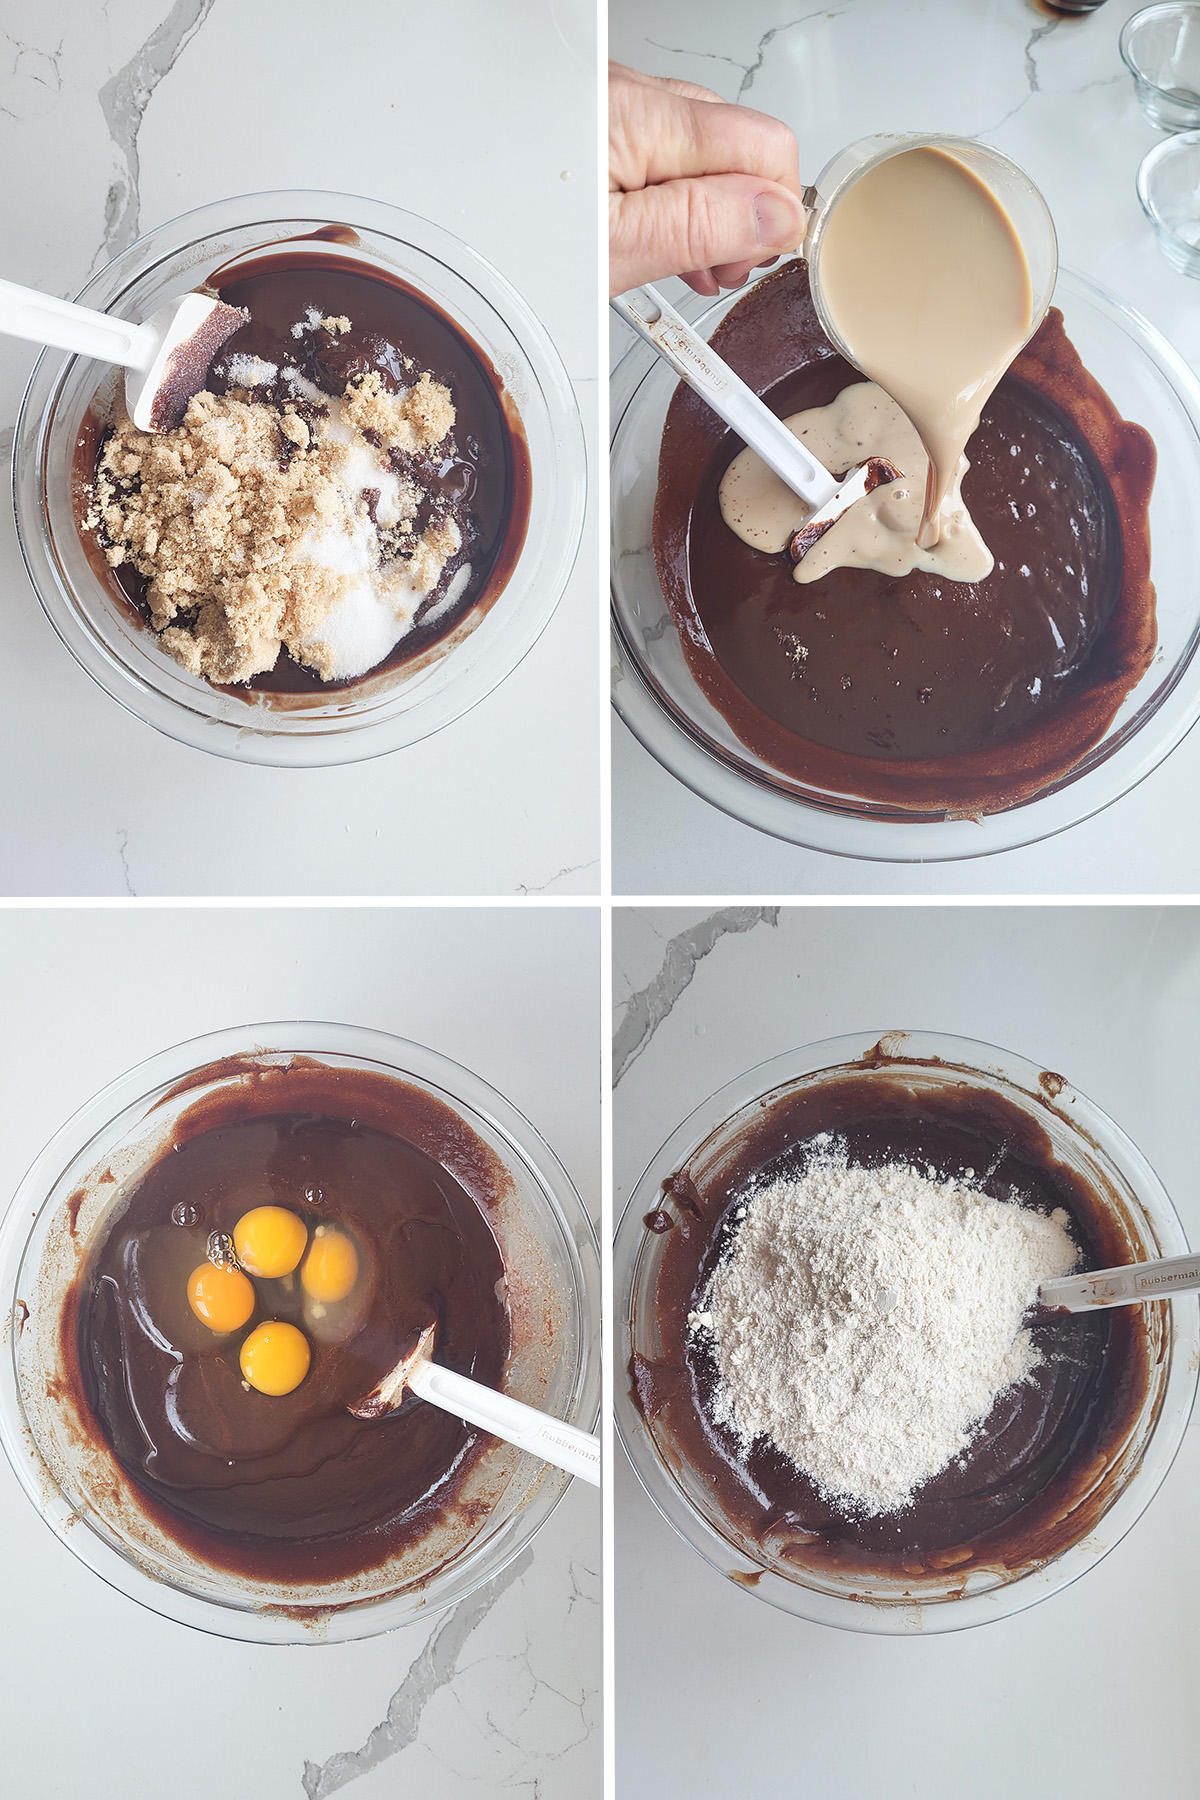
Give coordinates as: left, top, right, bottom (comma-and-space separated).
815, 144, 1033, 548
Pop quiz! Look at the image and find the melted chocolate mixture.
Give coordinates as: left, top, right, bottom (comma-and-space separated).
76, 245, 531, 695
67, 1063, 511, 1584
652, 262, 1156, 815
633, 1067, 1150, 1584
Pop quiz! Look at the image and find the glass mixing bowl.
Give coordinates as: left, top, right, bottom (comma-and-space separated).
0, 1022, 600, 1644
611, 265, 1200, 861
614, 1030, 1197, 1633
14, 191, 586, 768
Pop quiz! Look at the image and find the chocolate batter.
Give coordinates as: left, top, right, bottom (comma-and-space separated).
75, 242, 531, 694
64, 1061, 511, 1585
652, 262, 1157, 815
633, 1065, 1151, 1584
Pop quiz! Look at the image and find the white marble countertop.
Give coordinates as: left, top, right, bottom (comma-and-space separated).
0, 905, 600, 1797
610, 0, 1200, 895
0, 0, 599, 897
614, 904, 1200, 1797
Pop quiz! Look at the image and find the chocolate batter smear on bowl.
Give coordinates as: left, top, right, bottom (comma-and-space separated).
653, 259, 1157, 816
78, 252, 530, 692
633, 1071, 1151, 1586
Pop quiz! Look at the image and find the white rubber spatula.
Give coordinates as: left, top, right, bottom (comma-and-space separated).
1039, 1251, 1200, 1312
0, 277, 249, 432
610, 281, 901, 559
349, 1321, 600, 1487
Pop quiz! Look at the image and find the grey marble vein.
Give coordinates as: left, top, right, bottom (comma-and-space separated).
0, 29, 63, 121
479, 1624, 594, 1760
300, 1546, 535, 1798
982, 17, 1058, 136
1024, 17, 1058, 92
613, 907, 780, 1085
643, 37, 749, 87
1068, 71, 1126, 97
116, 828, 135, 896
96, 0, 215, 262
645, 9, 847, 101
735, 8, 848, 100
515, 859, 599, 896
563, 1553, 599, 1618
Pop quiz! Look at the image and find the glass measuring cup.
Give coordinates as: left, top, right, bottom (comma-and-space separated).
801, 133, 1059, 384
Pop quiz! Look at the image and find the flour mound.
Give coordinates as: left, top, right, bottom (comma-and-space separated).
689, 1138, 1079, 1515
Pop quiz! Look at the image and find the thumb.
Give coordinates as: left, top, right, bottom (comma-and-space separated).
610, 173, 806, 295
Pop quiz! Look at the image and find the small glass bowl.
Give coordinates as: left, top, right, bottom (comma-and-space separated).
610, 265, 1200, 862
614, 1030, 1198, 1634
13, 192, 586, 769
1121, 5, 1200, 132
1138, 130, 1200, 276
0, 1022, 600, 1644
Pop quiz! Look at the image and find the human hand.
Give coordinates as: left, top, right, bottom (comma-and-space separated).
609, 63, 807, 298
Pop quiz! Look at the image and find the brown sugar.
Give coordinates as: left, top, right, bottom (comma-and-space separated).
341, 371, 455, 454
89, 352, 458, 686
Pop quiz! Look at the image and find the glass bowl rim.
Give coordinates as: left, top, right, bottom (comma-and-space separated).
1137, 128, 1200, 226
0, 1018, 601, 1645
13, 188, 587, 769
610, 262, 1200, 864
613, 1027, 1198, 1634
1120, 3, 1200, 83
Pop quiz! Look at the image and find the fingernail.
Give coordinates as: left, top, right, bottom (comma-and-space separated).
754, 192, 802, 249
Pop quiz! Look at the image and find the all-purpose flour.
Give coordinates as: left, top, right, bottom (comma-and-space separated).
688, 1136, 1079, 1515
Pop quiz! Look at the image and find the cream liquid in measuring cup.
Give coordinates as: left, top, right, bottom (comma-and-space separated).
816, 145, 1033, 547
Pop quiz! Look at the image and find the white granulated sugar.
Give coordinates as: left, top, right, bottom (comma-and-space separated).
282, 367, 324, 402
300, 576, 417, 681
297, 517, 461, 681
287, 388, 459, 680
298, 518, 373, 578
225, 353, 278, 388
336, 436, 406, 528
690, 1140, 1078, 1515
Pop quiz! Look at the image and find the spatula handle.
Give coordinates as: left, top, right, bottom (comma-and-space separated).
610, 282, 838, 509
408, 1358, 600, 1486
1040, 1251, 1200, 1311
0, 277, 155, 367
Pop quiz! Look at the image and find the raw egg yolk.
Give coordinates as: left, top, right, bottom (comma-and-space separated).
187, 1263, 255, 1334
233, 1205, 307, 1279
301, 1227, 359, 1303
239, 1321, 311, 1396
